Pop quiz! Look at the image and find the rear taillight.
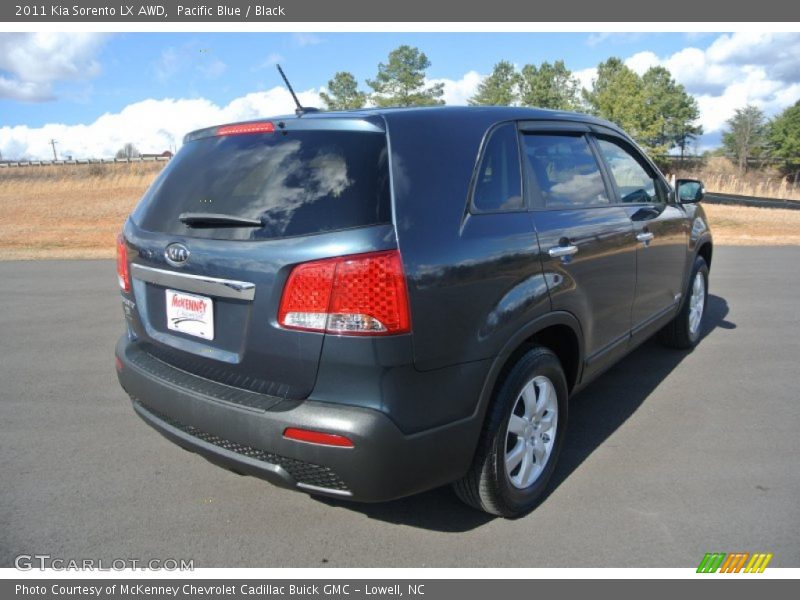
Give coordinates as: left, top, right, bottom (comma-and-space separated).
116, 233, 130, 292
278, 250, 410, 336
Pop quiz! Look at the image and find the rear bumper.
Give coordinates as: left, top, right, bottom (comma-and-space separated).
116, 336, 481, 502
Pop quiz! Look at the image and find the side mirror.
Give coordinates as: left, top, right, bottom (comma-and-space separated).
676, 179, 705, 204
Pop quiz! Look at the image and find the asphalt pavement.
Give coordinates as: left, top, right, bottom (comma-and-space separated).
1, 247, 798, 568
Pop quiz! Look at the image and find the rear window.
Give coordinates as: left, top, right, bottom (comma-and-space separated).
132, 129, 391, 240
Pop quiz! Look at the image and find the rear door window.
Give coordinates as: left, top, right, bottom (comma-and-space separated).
521, 134, 610, 209
132, 128, 391, 240
471, 123, 524, 212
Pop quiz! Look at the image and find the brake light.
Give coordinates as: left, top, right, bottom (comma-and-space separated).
116, 233, 130, 292
216, 121, 275, 136
278, 250, 411, 336
283, 428, 354, 448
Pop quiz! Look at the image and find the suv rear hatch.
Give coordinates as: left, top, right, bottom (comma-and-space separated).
121, 115, 395, 400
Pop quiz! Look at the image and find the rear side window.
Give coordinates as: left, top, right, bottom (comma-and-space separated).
595, 137, 665, 204
132, 129, 391, 240
522, 134, 609, 209
471, 123, 524, 213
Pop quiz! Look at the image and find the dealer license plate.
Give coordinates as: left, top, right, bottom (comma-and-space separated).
165, 289, 214, 340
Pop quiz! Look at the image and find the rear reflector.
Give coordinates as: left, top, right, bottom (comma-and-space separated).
115, 356, 124, 372
278, 250, 410, 336
216, 121, 275, 136
283, 428, 355, 448
116, 233, 130, 292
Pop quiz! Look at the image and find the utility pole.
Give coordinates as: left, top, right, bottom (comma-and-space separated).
49, 139, 58, 161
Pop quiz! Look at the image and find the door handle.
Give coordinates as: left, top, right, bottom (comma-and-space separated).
548, 244, 579, 258
636, 232, 654, 243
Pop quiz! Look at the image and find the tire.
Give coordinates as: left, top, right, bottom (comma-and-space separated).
453, 346, 568, 518
659, 256, 709, 350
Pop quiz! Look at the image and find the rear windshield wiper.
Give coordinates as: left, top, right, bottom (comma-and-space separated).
179, 212, 263, 228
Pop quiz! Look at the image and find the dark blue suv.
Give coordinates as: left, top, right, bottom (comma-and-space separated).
115, 106, 712, 517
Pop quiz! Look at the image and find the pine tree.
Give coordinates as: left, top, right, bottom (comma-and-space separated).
319, 72, 367, 111
518, 60, 579, 111
469, 61, 519, 106
583, 58, 661, 152
367, 46, 444, 107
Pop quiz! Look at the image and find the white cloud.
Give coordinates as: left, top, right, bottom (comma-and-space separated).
0, 76, 53, 102
0, 86, 320, 160
0, 33, 107, 101
573, 67, 598, 92
426, 70, 483, 106
671, 35, 800, 134
624, 51, 660, 76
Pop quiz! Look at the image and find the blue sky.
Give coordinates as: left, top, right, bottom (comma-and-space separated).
1, 32, 799, 159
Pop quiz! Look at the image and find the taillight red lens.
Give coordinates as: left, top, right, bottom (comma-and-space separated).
328, 251, 410, 334
116, 233, 130, 292
283, 427, 354, 448
216, 121, 275, 136
278, 250, 411, 336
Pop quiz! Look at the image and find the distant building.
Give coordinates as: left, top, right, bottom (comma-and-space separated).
140, 150, 174, 159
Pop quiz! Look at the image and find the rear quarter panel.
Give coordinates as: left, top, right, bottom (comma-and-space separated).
386, 111, 551, 372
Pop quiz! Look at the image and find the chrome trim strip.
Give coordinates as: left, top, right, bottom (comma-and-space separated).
131, 264, 255, 300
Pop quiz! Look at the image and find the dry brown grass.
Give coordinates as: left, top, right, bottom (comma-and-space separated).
0, 162, 163, 260
701, 203, 800, 246
676, 156, 800, 201
1, 161, 798, 260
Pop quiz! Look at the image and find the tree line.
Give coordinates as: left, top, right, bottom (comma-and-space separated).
319, 46, 702, 158
319, 45, 800, 179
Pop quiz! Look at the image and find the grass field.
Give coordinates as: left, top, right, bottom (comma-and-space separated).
1, 161, 799, 260
701, 203, 800, 245
674, 156, 800, 201
0, 162, 161, 260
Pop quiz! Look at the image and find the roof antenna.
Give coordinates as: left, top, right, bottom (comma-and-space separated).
276, 64, 320, 116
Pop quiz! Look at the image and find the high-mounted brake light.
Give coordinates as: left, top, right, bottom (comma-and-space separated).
283, 428, 354, 448
216, 121, 275, 136
278, 250, 411, 336
116, 233, 130, 292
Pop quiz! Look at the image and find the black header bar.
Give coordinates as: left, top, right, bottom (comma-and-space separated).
3, 0, 800, 22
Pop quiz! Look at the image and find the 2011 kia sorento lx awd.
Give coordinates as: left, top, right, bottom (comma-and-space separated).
115, 106, 712, 517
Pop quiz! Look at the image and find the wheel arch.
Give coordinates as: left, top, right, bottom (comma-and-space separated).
474, 311, 584, 426
697, 238, 713, 269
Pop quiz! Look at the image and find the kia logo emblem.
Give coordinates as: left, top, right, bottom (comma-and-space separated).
165, 243, 190, 266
